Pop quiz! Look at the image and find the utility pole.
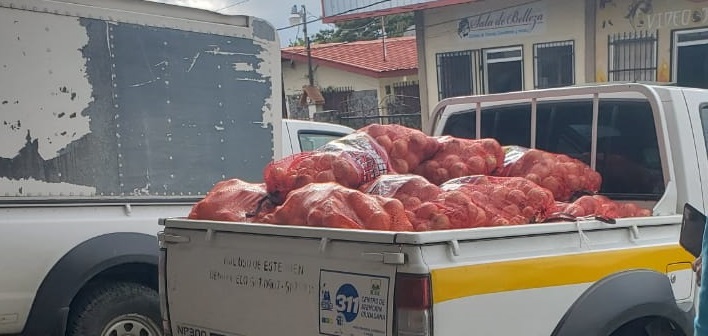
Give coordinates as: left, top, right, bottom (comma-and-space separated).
291, 5, 314, 86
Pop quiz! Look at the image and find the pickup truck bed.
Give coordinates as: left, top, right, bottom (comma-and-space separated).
160, 214, 693, 336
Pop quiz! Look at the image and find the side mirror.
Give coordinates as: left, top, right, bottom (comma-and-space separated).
680, 203, 706, 257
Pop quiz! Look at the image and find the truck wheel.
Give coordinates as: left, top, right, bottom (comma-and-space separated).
610, 317, 685, 336
68, 282, 162, 336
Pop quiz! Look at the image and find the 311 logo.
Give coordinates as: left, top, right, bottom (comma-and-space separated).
335, 283, 360, 323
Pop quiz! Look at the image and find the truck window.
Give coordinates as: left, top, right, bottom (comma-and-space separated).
441, 99, 664, 199
536, 99, 663, 198
481, 105, 531, 147
441, 104, 532, 147
298, 132, 347, 152
596, 100, 663, 197
442, 109, 476, 139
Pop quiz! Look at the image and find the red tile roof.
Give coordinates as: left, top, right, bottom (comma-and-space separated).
281, 36, 418, 79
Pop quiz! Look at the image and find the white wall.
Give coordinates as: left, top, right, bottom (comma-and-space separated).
282, 59, 419, 116
281, 59, 379, 98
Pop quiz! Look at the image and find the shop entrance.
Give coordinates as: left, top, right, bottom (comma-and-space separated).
674, 28, 708, 89
483, 46, 523, 94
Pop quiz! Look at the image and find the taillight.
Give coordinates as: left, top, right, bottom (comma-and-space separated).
395, 273, 432, 336
157, 232, 172, 336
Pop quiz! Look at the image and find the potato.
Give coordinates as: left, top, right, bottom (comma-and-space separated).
541, 176, 562, 197
526, 187, 552, 208
449, 162, 469, 178
443, 190, 470, 206
522, 206, 537, 219
391, 159, 409, 174
332, 158, 359, 187
565, 174, 581, 191
432, 168, 450, 185
323, 212, 364, 229
443, 155, 461, 169
466, 156, 487, 174
406, 133, 425, 152
391, 139, 410, 158
429, 213, 451, 231
415, 202, 439, 220
574, 196, 597, 214
349, 191, 382, 220
299, 158, 315, 169
489, 185, 509, 203
472, 208, 488, 227
315, 170, 336, 183
404, 153, 421, 172
502, 204, 521, 217
403, 196, 422, 209
421, 185, 442, 201
506, 189, 527, 205
367, 211, 391, 231
374, 135, 393, 152
315, 153, 337, 170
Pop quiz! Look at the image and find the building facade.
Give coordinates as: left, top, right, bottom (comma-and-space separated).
281, 37, 421, 128
321, 0, 708, 131
595, 0, 708, 87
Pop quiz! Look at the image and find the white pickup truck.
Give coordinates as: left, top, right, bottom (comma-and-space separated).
160, 83, 706, 336
0, 1, 353, 335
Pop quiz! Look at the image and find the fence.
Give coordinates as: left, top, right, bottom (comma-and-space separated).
608, 30, 658, 82
335, 110, 422, 130
308, 82, 422, 130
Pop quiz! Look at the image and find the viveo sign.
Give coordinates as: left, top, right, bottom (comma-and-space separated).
457, 0, 547, 40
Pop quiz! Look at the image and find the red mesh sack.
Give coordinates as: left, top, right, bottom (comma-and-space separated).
359, 124, 440, 174
414, 136, 504, 185
263, 132, 392, 204
362, 174, 442, 209
265, 182, 414, 232
440, 175, 556, 226
408, 190, 489, 231
188, 179, 274, 223
496, 146, 602, 202
550, 195, 652, 220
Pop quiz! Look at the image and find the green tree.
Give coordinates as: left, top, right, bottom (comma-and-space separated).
288, 13, 414, 46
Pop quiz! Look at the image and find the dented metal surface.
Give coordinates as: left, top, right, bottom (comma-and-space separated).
0, 3, 280, 199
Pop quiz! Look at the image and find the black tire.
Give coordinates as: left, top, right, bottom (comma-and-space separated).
67, 282, 162, 336
610, 317, 685, 336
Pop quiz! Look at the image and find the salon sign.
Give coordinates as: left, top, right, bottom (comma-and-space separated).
457, 0, 547, 40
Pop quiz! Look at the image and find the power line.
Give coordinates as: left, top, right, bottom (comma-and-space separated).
276, 0, 391, 31
215, 0, 249, 12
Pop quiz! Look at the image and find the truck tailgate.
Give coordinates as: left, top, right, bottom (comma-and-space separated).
162, 219, 402, 336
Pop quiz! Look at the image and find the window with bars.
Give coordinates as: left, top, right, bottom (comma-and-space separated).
436, 50, 478, 100
534, 40, 575, 89
608, 31, 658, 82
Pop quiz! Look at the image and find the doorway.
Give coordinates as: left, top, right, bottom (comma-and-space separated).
483, 46, 524, 94
674, 28, 708, 89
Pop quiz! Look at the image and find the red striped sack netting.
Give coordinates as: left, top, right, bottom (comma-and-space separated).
549, 195, 652, 221
263, 132, 393, 204
413, 136, 505, 185
359, 124, 440, 174
263, 182, 414, 231
440, 175, 556, 226
187, 178, 274, 223
496, 146, 602, 202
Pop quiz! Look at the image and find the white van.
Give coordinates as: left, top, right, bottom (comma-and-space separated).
0, 0, 353, 335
